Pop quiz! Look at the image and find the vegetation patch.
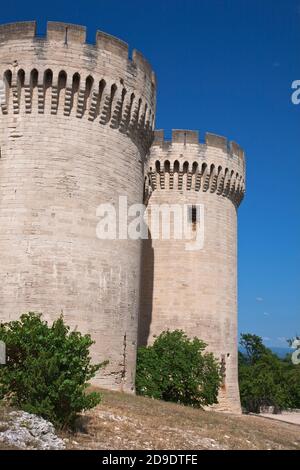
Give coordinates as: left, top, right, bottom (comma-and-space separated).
0, 312, 105, 428
136, 330, 222, 407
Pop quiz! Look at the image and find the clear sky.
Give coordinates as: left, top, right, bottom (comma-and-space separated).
1, 0, 300, 347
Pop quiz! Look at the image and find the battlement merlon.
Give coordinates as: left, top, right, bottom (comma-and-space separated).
0, 21, 36, 41
0, 21, 156, 87
152, 129, 245, 167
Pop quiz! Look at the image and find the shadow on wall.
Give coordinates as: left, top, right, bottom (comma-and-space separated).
138, 229, 154, 346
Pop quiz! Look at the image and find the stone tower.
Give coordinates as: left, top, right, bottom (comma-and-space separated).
0, 21, 155, 392
139, 130, 246, 412
0, 20, 246, 412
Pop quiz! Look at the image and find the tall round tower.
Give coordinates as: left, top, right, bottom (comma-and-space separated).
0, 21, 156, 392
140, 130, 245, 412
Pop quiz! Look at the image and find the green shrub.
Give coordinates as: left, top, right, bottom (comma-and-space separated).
136, 330, 221, 407
0, 312, 105, 428
239, 333, 300, 413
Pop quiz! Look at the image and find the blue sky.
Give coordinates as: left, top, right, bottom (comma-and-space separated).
2, 0, 300, 347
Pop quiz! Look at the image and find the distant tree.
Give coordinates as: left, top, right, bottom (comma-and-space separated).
136, 330, 222, 408
240, 333, 266, 365
239, 333, 300, 413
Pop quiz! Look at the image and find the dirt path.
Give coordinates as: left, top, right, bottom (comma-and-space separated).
259, 412, 300, 426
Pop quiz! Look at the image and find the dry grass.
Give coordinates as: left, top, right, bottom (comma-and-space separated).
62, 389, 300, 450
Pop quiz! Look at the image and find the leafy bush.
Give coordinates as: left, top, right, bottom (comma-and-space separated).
136, 330, 221, 407
0, 312, 105, 428
239, 333, 300, 413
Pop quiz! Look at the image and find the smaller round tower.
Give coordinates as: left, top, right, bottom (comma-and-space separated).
140, 130, 246, 413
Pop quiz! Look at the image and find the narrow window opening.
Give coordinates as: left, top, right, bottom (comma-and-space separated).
192, 205, 197, 223
188, 204, 198, 229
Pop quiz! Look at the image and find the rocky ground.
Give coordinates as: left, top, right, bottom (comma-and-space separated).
0, 408, 65, 450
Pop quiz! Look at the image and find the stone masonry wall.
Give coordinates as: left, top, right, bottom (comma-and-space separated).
0, 21, 156, 392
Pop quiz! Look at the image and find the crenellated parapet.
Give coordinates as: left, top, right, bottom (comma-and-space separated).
0, 21, 156, 152
146, 130, 246, 207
